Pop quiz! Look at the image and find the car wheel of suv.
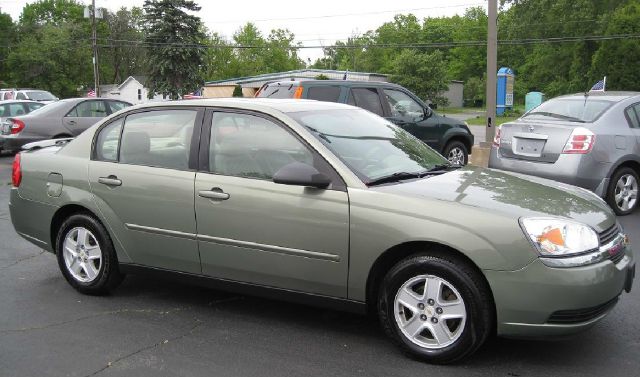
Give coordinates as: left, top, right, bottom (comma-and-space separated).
56, 213, 124, 295
443, 141, 468, 166
606, 167, 639, 216
378, 253, 492, 364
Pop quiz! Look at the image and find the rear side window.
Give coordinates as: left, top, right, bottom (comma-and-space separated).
68, 101, 107, 118
625, 104, 640, 129
15, 92, 26, 100
307, 86, 341, 102
27, 102, 45, 112
108, 101, 129, 113
349, 88, 384, 116
95, 119, 123, 162
258, 83, 299, 98
120, 110, 197, 170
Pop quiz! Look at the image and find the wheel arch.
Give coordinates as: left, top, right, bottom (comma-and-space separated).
442, 133, 473, 155
50, 204, 101, 254
365, 241, 496, 328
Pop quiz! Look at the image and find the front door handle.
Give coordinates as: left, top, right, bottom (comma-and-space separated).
98, 175, 122, 187
67, 120, 77, 125
198, 188, 230, 200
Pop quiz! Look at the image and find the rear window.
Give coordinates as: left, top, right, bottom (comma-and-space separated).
258, 83, 299, 98
349, 88, 384, 116
523, 98, 614, 122
307, 86, 341, 102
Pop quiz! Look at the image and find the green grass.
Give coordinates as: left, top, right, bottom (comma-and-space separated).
466, 116, 519, 126
438, 107, 483, 114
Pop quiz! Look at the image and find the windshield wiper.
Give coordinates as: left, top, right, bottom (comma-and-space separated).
525, 111, 585, 123
366, 172, 424, 186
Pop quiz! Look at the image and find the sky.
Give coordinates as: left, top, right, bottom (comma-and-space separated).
1, 0, 486, 62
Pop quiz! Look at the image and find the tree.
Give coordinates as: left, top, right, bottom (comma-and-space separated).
0, 12, 15, 83
232, 84, 243, 97
143, 0, 205, 99
390, 50, 449, 106
103, 7, 147, 84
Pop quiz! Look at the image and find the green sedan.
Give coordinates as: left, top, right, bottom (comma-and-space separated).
9, 99, 635, 364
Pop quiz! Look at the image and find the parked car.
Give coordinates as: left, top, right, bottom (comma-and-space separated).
0, 100, 48, 153
9, 99, 634, 363
0, 98, 131, 153
0, 88, 59, 103
489, 91, 640, 215
256, 80, 474, 165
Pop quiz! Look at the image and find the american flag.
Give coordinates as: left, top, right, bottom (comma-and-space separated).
87, 89, 96, 97
590, 77, 606, 92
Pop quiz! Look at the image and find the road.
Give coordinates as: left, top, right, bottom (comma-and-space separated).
0, 154, 638, 377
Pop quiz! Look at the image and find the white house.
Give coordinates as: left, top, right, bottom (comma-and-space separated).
100, 76, 165, 104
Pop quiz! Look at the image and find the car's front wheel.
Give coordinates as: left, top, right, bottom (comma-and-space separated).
606, 167, 639, 216
378, 253, 493, 364
56, 213, 124, 295
443, 141, 468, 166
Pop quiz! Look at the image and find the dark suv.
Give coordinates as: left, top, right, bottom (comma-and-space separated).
256, 80, 474, 164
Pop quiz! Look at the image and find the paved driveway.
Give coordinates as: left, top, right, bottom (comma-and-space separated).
0, 154, 638, 377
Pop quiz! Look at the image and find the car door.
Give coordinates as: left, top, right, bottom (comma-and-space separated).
624, 103, 640, 153
194, 110, 350, 297
64, 100, 108, 135
382, 88, 440, 149
88, 107, 204, 273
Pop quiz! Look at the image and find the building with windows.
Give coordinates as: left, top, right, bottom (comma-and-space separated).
100, 76, 164, 104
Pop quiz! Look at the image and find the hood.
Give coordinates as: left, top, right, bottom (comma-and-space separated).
372, 165, 615, 232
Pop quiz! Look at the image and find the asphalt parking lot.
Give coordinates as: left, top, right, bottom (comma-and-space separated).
0, 154, 638, 377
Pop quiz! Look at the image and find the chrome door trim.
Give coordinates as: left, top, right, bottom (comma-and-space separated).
125, 223, 197, 240
197, 234, 340, 262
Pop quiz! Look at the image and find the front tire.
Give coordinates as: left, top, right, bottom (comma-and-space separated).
56, 213, 124, 295
443, 141, 468, 166
606, 167, 639, 216
378, 254, 493, 364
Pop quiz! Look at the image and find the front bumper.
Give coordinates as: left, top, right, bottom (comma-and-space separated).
486, 240, 634, 338
488, 147, 611, 197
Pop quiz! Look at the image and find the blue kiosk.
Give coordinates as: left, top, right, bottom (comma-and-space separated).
496, 67, 515, 115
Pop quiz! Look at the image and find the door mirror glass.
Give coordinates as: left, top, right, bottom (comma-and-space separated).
424, 106, 432, 119
273, 162, 331, 189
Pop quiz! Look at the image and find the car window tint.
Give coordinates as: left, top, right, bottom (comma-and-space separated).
120, 110, 196, 170
27, 102, 45, 112
109, 101, 129, 113
384, 89, 424, 121
350, 88, 383, 116
209, 112, 313, 180
70, 101, 108, 118
626, 104, 640, 129
7, 103, 26, 116
15, 92, 26, 100
95, 119, 123, 162
307, 86, 341, 102
258, 84, 298, 98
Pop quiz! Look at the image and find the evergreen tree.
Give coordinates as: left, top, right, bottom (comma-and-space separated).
143, 0, 205, 99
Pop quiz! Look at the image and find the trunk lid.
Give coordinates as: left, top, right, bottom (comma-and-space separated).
498, 118, 585, 163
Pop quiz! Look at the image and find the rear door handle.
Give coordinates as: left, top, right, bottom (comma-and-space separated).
67, 120, 77, 125
98, 175, 122, 187
198, 188, 230, 200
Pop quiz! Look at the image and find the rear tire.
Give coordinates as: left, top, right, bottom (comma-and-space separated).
378, 253, 493, 364
606, 167, 639, 216
443, 141, 468, 166
56, 213, 124, 295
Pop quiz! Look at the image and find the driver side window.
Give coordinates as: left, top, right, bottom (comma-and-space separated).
383, 89, 425, 122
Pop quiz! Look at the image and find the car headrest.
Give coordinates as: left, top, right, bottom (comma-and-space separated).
121, 131, 150, 157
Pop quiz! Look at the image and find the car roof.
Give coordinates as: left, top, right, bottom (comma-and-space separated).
130, 98, 355, 113
0, 99, 43, 104
555, 91, 640, 102
265, 79, 403, 88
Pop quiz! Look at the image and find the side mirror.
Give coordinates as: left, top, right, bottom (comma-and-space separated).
273, 162, 331, 189
423, 106, 432, 119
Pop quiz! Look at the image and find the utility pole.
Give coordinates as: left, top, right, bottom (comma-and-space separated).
91, 0, 100, 97
485, 0, 498, 144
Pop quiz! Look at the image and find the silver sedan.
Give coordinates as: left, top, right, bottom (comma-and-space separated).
489, 91, 640, 215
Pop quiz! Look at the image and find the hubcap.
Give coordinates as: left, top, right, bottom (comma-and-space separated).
614, 174, 638, 212
62, 227, 102, 283
447, 147, 465, 166
394, 275, 466, 349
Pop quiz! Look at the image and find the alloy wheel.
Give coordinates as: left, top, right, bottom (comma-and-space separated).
614, 174, 638, 212
447, 147, 465, 165
62, 227, 102, 283
394, 275, 467, 349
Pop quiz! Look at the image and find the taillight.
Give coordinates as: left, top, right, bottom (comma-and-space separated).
10, 119, 25, 134
492, 126, 501, 147
12, 153, 22, 187
293, 86, 303, 99
562, 127, 595, 154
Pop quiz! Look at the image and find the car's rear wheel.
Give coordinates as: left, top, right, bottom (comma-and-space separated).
56, 213, 124, 295
606, 167, 639, 216
378, 254, 492, 364
443, 141, 468, 166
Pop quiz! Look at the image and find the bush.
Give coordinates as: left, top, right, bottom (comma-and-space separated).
232, 84, 243, 97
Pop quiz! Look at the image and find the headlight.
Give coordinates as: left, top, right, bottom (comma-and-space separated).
520, 217, 599, 257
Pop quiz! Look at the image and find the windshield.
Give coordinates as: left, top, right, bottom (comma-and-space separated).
523, 97, 614, 122
288, 109, 448, 183
26, 91, 57, 101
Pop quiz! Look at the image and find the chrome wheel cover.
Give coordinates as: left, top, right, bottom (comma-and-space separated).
62, 227, 102, 283
614, 174, 638, 212
447, 147, 465, 165
394, 275, 467, 349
